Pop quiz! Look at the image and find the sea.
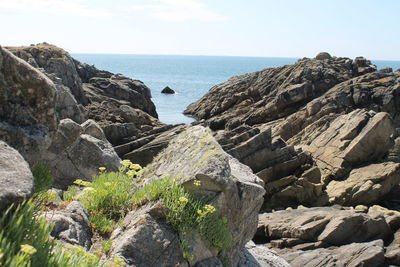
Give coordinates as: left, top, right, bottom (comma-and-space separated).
72, 54, 400, 125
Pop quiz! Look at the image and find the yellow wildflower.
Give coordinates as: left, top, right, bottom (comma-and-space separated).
83, 187, 96, 193
193, 180, 201, 187
197, 209, 204, 216
20, 244, 37, 255
99, 167, 106, 172
204, 204, 216, 214
73, 179, 92, 187
178, 196, 188, 205
135, 169, 143, 177
126, 170, 136, 178
129, 163, 142, 171
120, 160, 132, 167
104, 182, 112, 187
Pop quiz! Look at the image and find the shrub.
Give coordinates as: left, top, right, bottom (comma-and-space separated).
133, 178, 231, 252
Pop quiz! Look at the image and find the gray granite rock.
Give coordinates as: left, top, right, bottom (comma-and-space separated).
0, 141, 33, 211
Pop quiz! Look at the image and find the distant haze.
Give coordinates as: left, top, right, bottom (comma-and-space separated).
1, 0, 399, 60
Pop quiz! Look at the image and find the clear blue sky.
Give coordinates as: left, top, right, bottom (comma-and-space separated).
1, 0, 399, 60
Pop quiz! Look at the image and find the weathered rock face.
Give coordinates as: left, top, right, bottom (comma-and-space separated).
44, 119, 121, 188
0, 141, 33, 211
112, 126, 265, 266
43, 201, 92, 249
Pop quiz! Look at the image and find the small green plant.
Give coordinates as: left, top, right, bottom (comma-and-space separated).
101, 240, 113, 255
32, 163, 54, 194
63, 185, 80, 202
133, 178, 231, 252
64, 161, 143, 234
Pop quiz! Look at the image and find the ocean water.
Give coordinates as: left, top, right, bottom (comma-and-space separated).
72, 54, 400, 125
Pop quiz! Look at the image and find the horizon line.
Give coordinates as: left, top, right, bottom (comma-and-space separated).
70, 52, 400, 62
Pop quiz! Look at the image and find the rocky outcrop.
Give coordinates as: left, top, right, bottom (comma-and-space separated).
0, 141, 33, 211
185, 55, 376, 129
111, 126, 265, 266
185, 54, 400, 212
43, 201, 92, 249
0, 45, 123, 189
7, 43, 175, 168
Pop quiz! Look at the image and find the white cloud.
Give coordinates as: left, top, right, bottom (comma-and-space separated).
130, 0, 226, 22
0, 0, 112, 17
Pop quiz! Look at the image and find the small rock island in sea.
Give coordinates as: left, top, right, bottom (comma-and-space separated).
1, 42, 400, 267
161, 86, 175, 94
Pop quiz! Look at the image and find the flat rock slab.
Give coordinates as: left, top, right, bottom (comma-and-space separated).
0, 141, 33, 211
257, 206, 392, 248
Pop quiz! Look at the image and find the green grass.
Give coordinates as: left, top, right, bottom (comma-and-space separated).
64, 161, 142, 235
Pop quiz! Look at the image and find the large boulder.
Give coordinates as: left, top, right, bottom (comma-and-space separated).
111, 126, 265, 266
44, 119, 121, 188
0, 141, 34, 211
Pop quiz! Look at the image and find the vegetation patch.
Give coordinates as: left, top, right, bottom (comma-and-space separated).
133, 177, 231, 254
64, 160, 143, 234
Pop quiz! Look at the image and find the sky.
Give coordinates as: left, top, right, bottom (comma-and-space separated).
0, 0, 399, 60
